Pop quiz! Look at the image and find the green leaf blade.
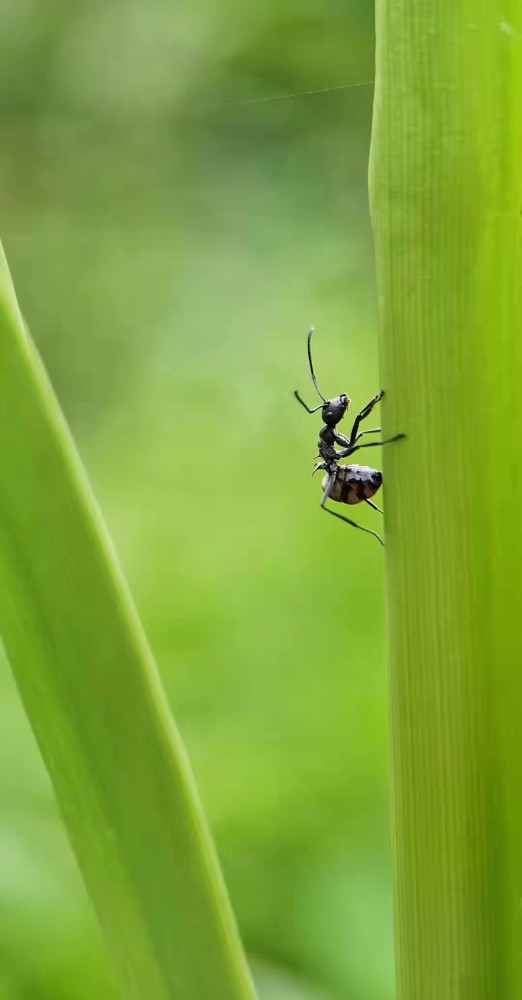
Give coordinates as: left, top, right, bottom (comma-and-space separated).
371, 2, 522, 998
0, 248, 256, 1000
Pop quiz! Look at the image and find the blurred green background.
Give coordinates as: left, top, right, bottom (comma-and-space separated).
0, 2, 393, 998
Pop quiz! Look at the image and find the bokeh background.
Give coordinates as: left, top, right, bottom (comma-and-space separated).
0, 2, 393, 998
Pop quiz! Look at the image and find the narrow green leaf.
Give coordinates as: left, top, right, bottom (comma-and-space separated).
0, 242, 256, 1000
370, 2, 522, 997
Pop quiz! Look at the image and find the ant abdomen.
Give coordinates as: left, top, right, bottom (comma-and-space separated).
322, 465, 382, 506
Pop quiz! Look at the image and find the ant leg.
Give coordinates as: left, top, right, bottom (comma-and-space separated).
322, 505, 384, 545
348, 391, 384, 446
321, 473, 384, 545
335, 427, 383, 450
337, 433, 406, 459
333, 427, 381, 455
294, 391, 323, 414
365, 499, 383, 514
333, 429, 351, 448
353, 427, 381, 443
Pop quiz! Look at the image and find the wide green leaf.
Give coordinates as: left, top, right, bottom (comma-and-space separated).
0, 243, 256, 1000
370, 1, 522, 997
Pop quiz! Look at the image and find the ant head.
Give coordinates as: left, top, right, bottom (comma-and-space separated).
322, 393, 350, 427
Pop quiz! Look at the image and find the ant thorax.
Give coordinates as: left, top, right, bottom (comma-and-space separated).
318, 424, 341, 467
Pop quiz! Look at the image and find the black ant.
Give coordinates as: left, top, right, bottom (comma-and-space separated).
294, 328, 405, 546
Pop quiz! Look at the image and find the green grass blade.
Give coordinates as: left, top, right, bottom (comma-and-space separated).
370, 2, 522, 997
0, 242, 256, 1000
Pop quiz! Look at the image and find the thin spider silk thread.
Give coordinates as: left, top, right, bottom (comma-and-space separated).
211, 79, 373, 110
3, 78, 375, 242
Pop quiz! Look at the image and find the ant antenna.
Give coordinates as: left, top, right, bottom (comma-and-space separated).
307, 328, 327, 402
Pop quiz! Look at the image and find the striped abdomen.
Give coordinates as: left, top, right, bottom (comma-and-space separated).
322, 464, 382, 506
